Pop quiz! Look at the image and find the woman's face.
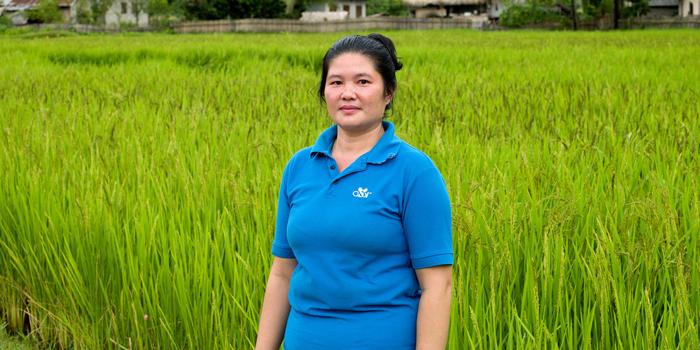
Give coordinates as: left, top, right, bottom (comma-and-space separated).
324, 53, 392, 134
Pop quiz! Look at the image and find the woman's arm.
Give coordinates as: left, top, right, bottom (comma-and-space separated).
255, 257, 297, 350
415, 265, 453, 350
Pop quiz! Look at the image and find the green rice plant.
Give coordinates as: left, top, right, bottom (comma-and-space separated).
0, 29, 698, 349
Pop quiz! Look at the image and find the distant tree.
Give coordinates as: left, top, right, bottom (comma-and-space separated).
499, 2, 568, 27
73, 0, 95, 23
0, 15, 13, 29
288, 0, 308, 18
184, 0, 285, 19
238, 0, 286, 18
622, 0, 648, 17
367, 0, 409, 16
131, 0, 148, 24
147, 0, 185, 27
89, 0, 116, 23
184, 0, 229, 19
583, 0, 613, 18
26, 0, 63, 23
148, 0, 169, 14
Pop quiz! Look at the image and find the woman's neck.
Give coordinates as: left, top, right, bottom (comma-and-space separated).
333, 122, 385, 157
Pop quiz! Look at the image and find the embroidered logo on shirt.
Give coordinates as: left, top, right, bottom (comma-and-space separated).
352, 187, 372, 198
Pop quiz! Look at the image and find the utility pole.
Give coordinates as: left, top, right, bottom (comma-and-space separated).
613, 0, 620, 28
571, 0, 577, 30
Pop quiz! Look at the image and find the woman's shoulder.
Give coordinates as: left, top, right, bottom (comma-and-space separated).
283, 146, 313, 171
395, 140, 440, 173
291, 146, 314, 161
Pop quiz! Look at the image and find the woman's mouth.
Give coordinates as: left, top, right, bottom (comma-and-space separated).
340, 106, 360, 113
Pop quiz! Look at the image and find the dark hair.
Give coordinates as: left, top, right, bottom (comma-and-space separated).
318, 33, 403, 113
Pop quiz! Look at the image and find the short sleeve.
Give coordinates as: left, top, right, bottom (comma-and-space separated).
271, 158, 296, 259
402, 165, 453, 269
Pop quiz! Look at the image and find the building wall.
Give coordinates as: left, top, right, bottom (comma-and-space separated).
104, 0, 148, 27
9, 11, 26, 25
680, 0, 700, 15
415, 7, 447, 18
306, 1, 365, 18
646, 6, 678, 16
488, 0, 503, 18
337, 1, 365, 18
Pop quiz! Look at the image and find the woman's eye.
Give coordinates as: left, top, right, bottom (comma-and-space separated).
329, 81, 341, 86
358, 79, 370, 85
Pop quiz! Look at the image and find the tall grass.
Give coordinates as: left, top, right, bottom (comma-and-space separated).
0, 30, 698, 349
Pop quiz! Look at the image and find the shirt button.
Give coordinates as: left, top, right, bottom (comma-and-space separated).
330, 165, 336, 170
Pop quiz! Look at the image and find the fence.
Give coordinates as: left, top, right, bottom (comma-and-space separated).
171, 17, 489, 34
24, 23, 152, 33
15, 16, 700, 33
623, 17, 700, 28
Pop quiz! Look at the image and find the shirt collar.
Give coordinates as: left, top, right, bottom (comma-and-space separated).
310, 121, 402, 165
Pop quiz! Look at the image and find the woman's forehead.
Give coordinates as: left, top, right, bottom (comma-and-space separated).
327, 53, 379, 77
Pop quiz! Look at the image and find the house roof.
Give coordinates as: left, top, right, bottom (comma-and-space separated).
648, 0, 677, 6
403, 0, 483, 6
8, 0, 38, 6
5, 0, 38, 10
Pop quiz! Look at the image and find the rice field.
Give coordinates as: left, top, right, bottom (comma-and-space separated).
0, 29, 698, 349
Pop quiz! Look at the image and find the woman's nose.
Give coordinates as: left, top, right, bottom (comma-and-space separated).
340, 85, 356, 99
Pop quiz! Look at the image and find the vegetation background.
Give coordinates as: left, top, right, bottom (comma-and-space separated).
0, 0, 649, 29
0, 29, 699, 349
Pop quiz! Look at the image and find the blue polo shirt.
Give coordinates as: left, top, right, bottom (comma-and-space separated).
271, 121, 453, 349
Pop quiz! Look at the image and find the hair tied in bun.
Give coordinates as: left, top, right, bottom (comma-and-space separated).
367, 33, 403, 71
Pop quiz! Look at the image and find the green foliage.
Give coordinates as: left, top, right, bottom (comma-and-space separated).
286, 0, 308, 19
622, 0, 649, 17
1, 323, 37, 350
0, 15, 13, 31
183, 0, 286, 19
25, 0, 63, 24
73, 0, 94, 24
499, 3, 568, 27
583, 0, 613, 17
148, 0, 186, 21
367, 0, 410, 16
130, 0, 149, 23
71, 0, 113, 24
0, 30, 699, 349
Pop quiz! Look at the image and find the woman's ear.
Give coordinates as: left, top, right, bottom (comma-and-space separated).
384, 90, 394, 105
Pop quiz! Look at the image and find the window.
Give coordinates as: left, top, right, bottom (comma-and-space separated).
343, 5, 350, 13
121, 2, 128, 14
356, 5, 362, 17
689, 2, 694, 15
330, 4, 337, 11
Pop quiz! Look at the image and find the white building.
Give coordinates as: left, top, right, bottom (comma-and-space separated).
303, 0, 367, 20
1, 0, 37, 25
102, 0, 148, 27
70, 0, 148, 27
679, 0, 699, 16
403, 0, 487, 17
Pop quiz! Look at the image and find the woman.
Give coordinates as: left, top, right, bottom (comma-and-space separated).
255, 34, 453, 350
